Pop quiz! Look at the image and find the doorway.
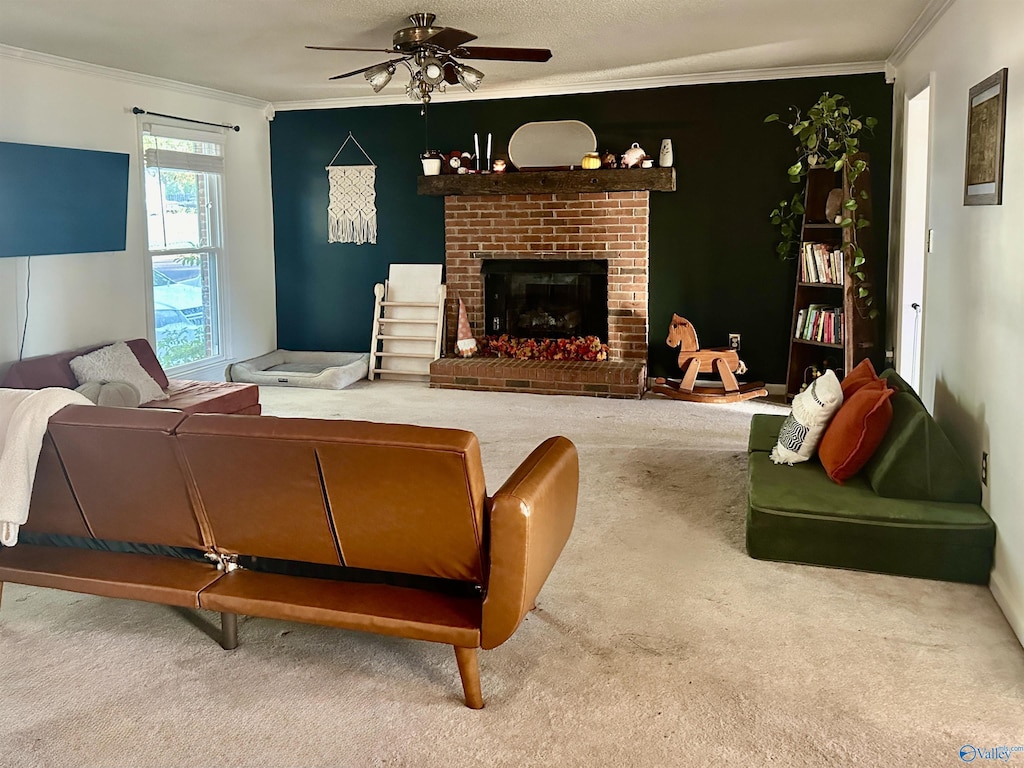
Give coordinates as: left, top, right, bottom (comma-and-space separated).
897, 83, 932, 392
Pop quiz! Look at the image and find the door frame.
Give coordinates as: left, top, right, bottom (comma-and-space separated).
896, 73, 935, 392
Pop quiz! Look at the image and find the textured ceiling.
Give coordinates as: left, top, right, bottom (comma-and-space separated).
0, 0, 930, 106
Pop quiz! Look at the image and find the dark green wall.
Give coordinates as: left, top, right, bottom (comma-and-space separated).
270, 73, 892, 382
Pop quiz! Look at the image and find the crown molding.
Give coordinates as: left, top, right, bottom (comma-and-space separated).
0, 44, 271, 112
888, 0, 958, 67
272, 60, 889, 112
0, 43, 887, 115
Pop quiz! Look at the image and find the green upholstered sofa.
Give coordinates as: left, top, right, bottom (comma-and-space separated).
746, 369, 995, 584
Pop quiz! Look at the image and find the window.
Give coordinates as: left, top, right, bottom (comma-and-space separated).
141, 121, 226, 370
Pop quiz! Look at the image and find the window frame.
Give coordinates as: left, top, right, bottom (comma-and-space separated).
137, 117, 231, 377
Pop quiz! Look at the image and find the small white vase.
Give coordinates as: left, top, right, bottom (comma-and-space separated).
421, 157, 442, 176
658, 139, 673, 168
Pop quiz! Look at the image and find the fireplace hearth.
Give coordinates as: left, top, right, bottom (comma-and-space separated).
481, 259, 608, 341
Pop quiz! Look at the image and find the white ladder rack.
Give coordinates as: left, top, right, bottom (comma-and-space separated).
368, 280, 446, 381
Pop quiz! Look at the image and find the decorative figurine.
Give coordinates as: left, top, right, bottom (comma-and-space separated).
456, 299, 477, 358
601, 150, 618, 169
621, 142, 646, 168
443, 151, 463, 174
492, 159, 507, 173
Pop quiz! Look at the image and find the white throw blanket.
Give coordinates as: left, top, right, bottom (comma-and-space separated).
0, 387, 93, 546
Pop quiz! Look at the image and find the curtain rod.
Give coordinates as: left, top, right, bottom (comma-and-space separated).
132, 106, 240, 132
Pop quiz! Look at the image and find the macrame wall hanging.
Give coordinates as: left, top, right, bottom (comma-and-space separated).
326, 132, 377, 245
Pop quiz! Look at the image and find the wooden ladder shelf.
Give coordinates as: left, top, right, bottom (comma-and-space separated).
368, 280, 446, 381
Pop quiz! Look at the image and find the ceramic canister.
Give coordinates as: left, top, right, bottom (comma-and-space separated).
659, 139, 674, 168
421, 157, 442, 176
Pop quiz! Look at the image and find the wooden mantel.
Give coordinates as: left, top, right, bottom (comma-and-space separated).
417, 167, 675, 196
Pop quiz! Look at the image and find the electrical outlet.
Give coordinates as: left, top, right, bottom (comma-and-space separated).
729, 333, 741, 351
981, 452, 989, 486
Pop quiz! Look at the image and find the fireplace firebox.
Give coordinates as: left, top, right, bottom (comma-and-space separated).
481, 259, 608, 341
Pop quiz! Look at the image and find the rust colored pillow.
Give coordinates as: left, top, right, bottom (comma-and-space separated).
819, 380, 895, 483
841, 357, 879, 399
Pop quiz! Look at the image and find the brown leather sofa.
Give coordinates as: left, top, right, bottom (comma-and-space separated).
1, 338, 259, 415
0, 406, 578, 708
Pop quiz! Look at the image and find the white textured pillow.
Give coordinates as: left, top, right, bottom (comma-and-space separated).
70, 342, 168, 404
770, 369, 843, 465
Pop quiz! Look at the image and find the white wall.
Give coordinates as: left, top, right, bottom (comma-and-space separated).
0, 51, 277, 378
892, 0, 1024, 645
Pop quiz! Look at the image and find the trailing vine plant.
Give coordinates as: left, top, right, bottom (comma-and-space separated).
765, 93, 879, 319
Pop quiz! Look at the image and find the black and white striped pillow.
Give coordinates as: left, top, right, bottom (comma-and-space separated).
770, 370, 844, 465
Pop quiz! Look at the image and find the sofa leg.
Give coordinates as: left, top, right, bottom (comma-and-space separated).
220, 612, 238, 650
454, 646, 484, 709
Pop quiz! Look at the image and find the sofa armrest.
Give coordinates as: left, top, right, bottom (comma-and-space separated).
480, 436, 578, 650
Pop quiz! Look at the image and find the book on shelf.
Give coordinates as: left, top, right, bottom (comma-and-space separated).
794, 304, 843, 344
799, 242, 844, 285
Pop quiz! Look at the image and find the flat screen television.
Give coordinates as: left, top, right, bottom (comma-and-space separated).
0, 140, 130, 258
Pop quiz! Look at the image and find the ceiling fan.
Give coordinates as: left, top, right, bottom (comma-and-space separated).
307, 12, 552, 103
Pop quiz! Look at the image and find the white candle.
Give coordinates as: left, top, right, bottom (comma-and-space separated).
486, 133, 492, 166
474, 133, 480, 169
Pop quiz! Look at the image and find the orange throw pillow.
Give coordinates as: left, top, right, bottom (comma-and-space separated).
841, 357, 879, 399
819, 380, 895, 483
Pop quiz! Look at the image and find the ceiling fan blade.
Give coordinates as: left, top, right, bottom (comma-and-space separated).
453, 46, 552, 62
328, 58, 408, 81
422, 27, 477, 51
307, 45, 397, 53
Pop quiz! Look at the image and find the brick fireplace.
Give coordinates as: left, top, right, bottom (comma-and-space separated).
442, 191, 650, 362
422, 170, 673, 398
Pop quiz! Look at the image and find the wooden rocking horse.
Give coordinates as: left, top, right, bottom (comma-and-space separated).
652, 314, 768, 403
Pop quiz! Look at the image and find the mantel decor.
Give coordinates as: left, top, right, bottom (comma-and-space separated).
964, 68, 1008, 206
417, 167, 675, 196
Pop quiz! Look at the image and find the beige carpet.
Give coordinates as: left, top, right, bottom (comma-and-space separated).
2, 382, 1022, 768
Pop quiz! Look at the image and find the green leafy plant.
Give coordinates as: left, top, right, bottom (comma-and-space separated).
157, 327, 206, 368
766, 92, 879, 318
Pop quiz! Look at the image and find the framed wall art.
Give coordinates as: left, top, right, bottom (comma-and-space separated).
964, 68, 1008, 206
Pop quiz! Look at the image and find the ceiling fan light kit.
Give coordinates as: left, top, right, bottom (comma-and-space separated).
364, 62, 396, 92
454, 63, 484, 92
308, 12, 551, 102
418, 55, 446, 86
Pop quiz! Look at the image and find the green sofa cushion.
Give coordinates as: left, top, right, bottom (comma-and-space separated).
863, 391, 980, 504
746, 452, 995, 584
748, 414, 787, 453
879, 368, 925, 406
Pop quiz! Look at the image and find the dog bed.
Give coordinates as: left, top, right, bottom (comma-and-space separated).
226, 350, 369, 390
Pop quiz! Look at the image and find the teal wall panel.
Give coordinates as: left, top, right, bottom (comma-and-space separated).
271, 73, 892, 381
